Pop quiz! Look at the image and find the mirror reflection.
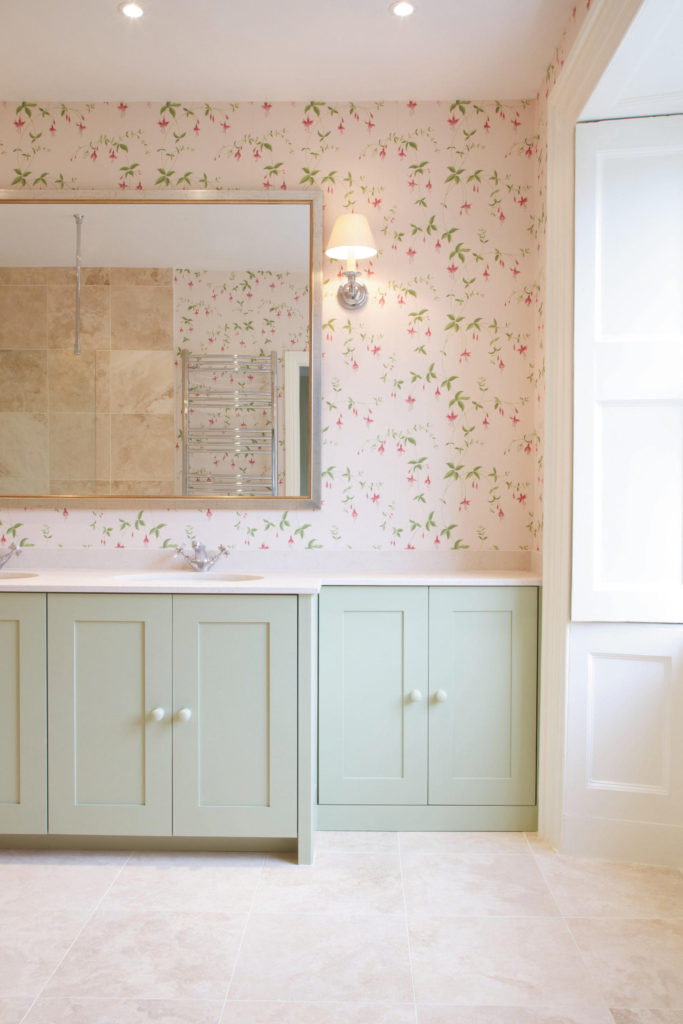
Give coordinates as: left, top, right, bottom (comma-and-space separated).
0, 196, 319, 506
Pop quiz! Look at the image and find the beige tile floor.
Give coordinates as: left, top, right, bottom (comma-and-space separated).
0, 833, 681, 1024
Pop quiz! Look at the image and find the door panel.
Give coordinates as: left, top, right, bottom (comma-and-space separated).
0, 593, 46, 833
574, 116, 683, 622
428, 587, 537, 806
318, 586, 428, 805
172, 595, 297, 837
48, 594, 172, 835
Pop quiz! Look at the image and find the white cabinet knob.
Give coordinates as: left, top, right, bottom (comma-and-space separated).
149, 707, 165, 722
434, 689, 448, 703
408, 689, 423, 702
177, 707, 192, 722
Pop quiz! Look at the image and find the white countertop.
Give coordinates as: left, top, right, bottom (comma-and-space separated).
0, 567, 541, 594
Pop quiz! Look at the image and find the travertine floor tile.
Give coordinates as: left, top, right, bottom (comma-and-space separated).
569, 919, 683, 1009
610, 1013, 683, 1023
23, 997, 223, 1024
0, 850, 127, 916
537, 857, 683, 918
0, 906, 89, 999
220, 1003, 416, 1024
409, 916, 604, 1006
315, 831, 400, 854
402, 849, 559, 917
254, 849, 404, 914
0, 999, 33, 1024
417, 1008, 614, 1023
228, 912, 413, 1003
45, 907, 247, 1001
104, 852, 264, 915
399, 831, 530, 855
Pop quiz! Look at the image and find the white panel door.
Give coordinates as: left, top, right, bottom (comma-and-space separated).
573, 116, 683, 623
566, 623, 683, 864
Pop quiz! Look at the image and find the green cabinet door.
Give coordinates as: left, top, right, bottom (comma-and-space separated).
172, 595, 298, 838
428, 587, 538, 806
48, 594, 173, 836
0, 593, 47, 834
318, 586, 429, 805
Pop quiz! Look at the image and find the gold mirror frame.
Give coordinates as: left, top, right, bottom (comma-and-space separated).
0, 189, 323, 510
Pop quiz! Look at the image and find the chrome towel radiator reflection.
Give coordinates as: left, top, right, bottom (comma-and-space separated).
182, 351, 278, 496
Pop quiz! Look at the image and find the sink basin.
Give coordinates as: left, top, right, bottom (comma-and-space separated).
114, 572, 263, 583
0, 571, 39, 580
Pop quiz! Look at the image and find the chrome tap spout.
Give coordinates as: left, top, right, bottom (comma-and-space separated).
0, 542, 20, 570
174, 541, 228, 572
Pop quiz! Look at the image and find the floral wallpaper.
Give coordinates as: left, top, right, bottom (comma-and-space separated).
0, 1, 592, 558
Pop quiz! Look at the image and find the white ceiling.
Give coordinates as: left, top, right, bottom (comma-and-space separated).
581, 0, 683, 120
0, 0, 577, 102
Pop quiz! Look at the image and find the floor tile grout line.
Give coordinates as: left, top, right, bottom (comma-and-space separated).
557, 909, 612, 1013
16, 850, 133, 1024
525, 834, 570, 920
216, 852, 266, 1024
397, 831, 420, 1024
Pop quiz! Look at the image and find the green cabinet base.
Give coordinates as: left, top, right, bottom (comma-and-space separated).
317, 804, 538, 831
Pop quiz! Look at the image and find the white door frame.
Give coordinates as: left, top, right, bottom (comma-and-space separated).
539, 0, 644, 847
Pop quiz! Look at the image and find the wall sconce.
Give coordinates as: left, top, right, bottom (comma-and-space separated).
325, 213, 377, 310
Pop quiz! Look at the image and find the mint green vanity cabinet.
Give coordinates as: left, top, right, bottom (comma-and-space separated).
428, 587, 538, 807
48, 594, 174, 836
0, 594, 47, 834
172, 595, 298, 838
318, 586, 429, 805
47, 593, 299, 841
318, 585, 538, 830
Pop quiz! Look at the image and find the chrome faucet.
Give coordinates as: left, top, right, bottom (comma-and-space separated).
0, 542, 20, 570
174, 540, 228, 573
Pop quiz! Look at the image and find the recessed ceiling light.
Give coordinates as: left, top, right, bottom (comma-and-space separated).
119, 1, 144, 18
390, 1, 415, 16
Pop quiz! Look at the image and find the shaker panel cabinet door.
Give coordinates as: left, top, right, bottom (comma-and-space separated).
172, 595, 298, 837
318, 586, 429, 805
48, 594, 173, 836
428, 587, 538, 806
0, 593, 47, 834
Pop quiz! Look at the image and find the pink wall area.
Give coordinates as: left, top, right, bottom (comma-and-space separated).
0, 2, 592, 558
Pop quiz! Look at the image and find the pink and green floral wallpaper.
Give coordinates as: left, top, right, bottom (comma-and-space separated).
0, 1, 591, 559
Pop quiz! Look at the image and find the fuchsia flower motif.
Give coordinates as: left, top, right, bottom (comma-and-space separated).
118, 102, 128, 114
158, 117, 169, 129
262, 102, 272, 114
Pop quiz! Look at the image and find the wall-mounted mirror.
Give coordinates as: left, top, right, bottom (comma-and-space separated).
0, 190, 322, 508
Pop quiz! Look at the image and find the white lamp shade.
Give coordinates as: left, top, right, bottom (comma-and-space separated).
325, 213, 377, 262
